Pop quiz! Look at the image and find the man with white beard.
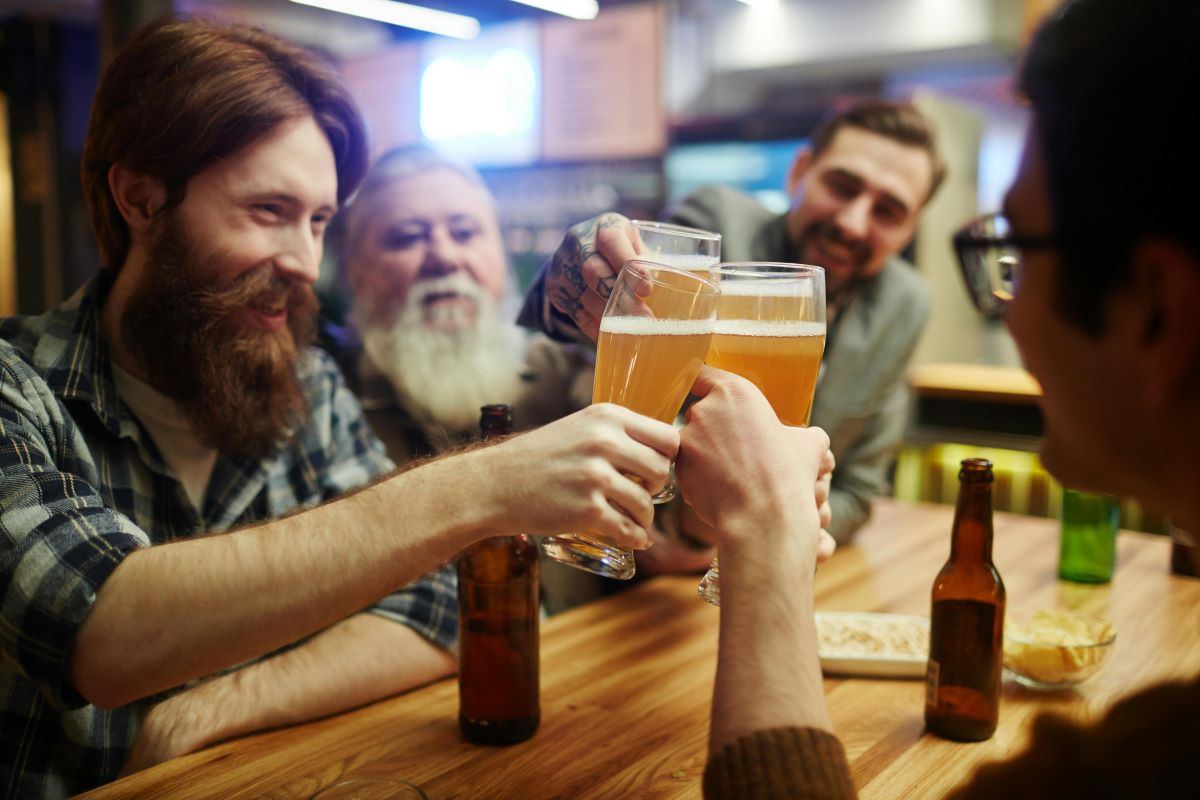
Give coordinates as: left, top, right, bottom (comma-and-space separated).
336, 146, 716, 610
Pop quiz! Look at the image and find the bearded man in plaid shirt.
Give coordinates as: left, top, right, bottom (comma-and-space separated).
0, 18, 677, 799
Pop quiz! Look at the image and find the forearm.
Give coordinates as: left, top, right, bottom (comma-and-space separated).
710, 519, 831, 753
72, 451, 496, 708
125, 614, 455, 774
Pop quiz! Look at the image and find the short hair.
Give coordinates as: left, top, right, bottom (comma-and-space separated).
342, 145, 491, 269
81, 17, 369, 270
1020, 0, 1200, 335
809, 99, 947, 204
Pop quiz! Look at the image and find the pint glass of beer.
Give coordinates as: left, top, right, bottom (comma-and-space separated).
631, 220, 721, 274
630, 220, 720, 502
541, 260, 720, 581
697, 263, 826, 605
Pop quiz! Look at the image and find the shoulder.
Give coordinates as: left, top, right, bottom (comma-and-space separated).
668, 185, 775, 229
0, 322, 63, 418
524, 333, 593, 375
515, 333, 594, 428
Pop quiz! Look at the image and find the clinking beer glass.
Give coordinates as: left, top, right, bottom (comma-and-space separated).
540, 260, 720, 580
697, 263, 826, 605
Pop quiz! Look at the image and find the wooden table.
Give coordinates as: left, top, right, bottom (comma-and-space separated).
78, 499, 1200, 800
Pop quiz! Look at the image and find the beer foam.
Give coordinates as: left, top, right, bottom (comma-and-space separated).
641, 253, 719, 271
714, 319, 826, 338
600, 315, 715, 336
717, 279, 816, 297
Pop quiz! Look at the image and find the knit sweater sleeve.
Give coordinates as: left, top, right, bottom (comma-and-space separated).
703, 727, 858, 800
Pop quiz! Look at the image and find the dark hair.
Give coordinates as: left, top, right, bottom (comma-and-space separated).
1020, 0, 1200, 334
809, 99, 947, 203
81, 16, 369, 270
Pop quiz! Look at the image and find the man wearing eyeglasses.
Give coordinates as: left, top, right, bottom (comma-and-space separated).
521, 100, 947, 544
686, 0, 1200, 796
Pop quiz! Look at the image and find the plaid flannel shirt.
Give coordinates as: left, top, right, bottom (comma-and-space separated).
0, 274, 457, 800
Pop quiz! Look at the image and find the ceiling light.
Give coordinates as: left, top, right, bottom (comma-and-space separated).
289, 0, 480, 40
508, 1, 599, 20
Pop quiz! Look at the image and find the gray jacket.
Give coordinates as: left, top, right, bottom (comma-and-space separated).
669, 185, 930, 541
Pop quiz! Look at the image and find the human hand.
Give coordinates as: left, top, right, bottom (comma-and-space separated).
675, 367, 830, 567
815, 448, 836, 564
119, 693, 210, 777
635, 524, 715, 576
541, 213, 640, 342
480, 403, 678, 550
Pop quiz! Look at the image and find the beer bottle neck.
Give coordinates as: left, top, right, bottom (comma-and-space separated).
950, 481, 994, 563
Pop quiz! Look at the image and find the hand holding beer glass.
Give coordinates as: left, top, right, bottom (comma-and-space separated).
541, 260, 719, 580
696, 263, 826, 605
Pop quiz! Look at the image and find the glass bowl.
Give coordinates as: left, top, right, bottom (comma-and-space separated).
1003, 606, 1116, 690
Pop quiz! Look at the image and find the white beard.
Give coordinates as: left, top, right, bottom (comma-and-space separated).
360, 274, 527, 434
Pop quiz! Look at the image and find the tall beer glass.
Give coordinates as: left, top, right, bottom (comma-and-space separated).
631, 220, 720, 502
541, 260, 719, 580
697, 263, 826, 605
632, 220, 721, 273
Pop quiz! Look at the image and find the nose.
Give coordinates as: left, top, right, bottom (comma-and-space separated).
420, 226, 465, 279
275, 224, 322, 285
832, 195, 872, 241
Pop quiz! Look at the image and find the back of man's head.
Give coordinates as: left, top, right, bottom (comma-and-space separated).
1021, 0, 1200, 335
81, 16, 368, 271
809, 99, 947, 203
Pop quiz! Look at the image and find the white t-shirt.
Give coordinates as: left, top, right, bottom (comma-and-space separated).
110, 361, 218, 511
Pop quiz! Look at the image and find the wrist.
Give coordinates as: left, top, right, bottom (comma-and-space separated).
146, 688, 220, 754
424, 447, 511, 546
717, 505, 817, 570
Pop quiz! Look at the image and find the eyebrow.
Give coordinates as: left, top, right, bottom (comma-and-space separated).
826, 167, 912, 217
250, 191, 337, 216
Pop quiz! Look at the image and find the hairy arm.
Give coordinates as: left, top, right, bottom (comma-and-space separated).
675, 368, 834, 752
69, 403, 676, 709
121, 613, 454, 774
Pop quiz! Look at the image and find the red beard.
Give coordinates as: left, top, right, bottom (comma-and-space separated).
120, 212, 318, 459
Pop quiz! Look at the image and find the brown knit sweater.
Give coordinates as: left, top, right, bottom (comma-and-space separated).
704, 676, 1200, 799
703, 727, 856, 800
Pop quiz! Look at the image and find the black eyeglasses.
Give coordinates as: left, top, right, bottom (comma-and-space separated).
953, 213, 1057, 318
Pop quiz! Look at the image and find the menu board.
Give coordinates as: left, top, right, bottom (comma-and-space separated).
541, 3, 666, 161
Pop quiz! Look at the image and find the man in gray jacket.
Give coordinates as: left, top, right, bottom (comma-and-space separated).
519, 100, 945, 541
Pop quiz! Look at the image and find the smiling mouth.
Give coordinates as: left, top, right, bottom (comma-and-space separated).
422, 291, 462, 305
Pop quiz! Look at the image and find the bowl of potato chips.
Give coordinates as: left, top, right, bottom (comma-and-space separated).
1003, 607, 1116, 690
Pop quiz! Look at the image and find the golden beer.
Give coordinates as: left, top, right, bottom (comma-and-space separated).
595, 315, 713, 423
640, 252, 719, 274
706, 320, 826, 426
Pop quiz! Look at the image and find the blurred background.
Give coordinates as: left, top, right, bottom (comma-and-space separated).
2, 0, 1160, 530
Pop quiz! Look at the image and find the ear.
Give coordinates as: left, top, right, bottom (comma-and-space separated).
107, 163, 166, 239
1130, 237, 1200, 411
785, 146, 814, 198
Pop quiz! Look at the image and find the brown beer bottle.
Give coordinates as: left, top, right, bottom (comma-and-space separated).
457, 404, 541, 745
925, 458, 1006, 742
1170, 526, 1199, 578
